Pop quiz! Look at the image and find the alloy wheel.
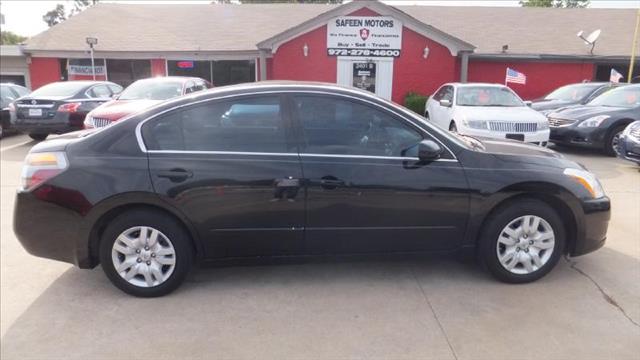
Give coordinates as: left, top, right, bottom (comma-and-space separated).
111, 226, 177, 287
611, 131, 623, 155
496, 215, 555, 275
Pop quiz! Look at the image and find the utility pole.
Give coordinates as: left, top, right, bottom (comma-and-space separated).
628, 8, 639, 83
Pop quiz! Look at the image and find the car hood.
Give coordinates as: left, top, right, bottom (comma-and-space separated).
457, 106, 547, 122
549, 105, 629, 120
530, 99, 577, 111
474, 137, 578, 168
89, 99, 161, 120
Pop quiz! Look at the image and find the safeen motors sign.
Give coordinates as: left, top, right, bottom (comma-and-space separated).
327, 16, 402, 57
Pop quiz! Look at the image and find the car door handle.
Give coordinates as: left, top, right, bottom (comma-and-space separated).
320, 176, 345, 189
156, 168, 193, 182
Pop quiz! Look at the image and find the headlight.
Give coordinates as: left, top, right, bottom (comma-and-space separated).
578, 115, 609, 128
463, 119, 488, 130
538, 120, 549, 130
563, 168, 605, 199
83, 115, 95, 129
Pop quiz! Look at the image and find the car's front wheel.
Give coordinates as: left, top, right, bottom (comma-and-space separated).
479, 199, 565, 283
99, 209, 194, 297
604, 125, 626, 157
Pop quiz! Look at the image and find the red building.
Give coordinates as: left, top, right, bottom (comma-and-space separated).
19, 1, 638, 102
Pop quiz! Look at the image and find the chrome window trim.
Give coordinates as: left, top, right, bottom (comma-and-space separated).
145, 150, 457, 162
134, 88, 458, 161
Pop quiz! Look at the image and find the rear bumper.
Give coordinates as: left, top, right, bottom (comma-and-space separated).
13, 189, 92, 268
570, 196, 611, 256
11, 112, 84, 134
550, 125, 607, 149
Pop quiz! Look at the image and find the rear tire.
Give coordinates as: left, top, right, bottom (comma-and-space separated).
99, 209, 194, 297
28, 133, 48, 141
478, 199, 565, 283
604, 125, 625, 157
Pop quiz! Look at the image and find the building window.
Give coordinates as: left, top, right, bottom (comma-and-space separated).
106, 59, 151, 87
67, 58, 106, 79
212, 60, 255, 86
167, 60, 212, 83
167, 60, 256, 86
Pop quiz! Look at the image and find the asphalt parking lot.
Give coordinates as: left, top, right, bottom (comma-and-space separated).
1, 133, 639, 360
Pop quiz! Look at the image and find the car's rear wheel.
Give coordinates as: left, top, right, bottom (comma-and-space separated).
99, 209, 194, 297
28, 133, 48, 141
604, 125, 625, 157
478, 199, 565, 283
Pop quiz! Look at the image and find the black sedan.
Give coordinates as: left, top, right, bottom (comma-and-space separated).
10, 81, 122, 141
617, 120, 640, 164
13, 82, 610, 297
1, 83, 30, 138
548, 84, 640, 156
531, 82, 616, 115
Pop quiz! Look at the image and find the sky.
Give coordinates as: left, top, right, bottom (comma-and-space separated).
0, 0, 638, 37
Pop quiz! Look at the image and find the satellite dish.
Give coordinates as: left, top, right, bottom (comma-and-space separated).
586, 29, 601, 44
576, 29, 602, 54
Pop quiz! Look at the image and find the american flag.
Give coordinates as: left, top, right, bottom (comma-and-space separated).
610, 68, 623, 83
505, 68, 527, 84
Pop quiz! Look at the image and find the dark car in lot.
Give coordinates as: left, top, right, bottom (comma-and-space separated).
14, 82, 610, 297
548, 84, 640, 156
617, 120, 640, 164
84, 76, 211, 129
531, 82, 616, 115
10, 81, 122, 140
1, 83, 30, 138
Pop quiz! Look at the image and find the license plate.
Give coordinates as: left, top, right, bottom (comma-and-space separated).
28, 109, 43, 117
506, 133, 525, 141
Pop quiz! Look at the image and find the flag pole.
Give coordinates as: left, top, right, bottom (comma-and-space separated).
628, 8, 640, 83
505, 68, 508, 86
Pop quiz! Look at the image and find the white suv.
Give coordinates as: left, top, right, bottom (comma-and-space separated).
425, 83, 550, 145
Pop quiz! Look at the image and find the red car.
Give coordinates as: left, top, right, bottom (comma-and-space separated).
84, 76, 211, 128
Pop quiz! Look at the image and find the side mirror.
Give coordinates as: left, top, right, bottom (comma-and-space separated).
439, 99, 452, 107
524, 100, 532, 107
418, 139, 444, 161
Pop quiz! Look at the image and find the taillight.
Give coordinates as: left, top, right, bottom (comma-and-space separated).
21, 152, 68, 191
58, 102, 82, 113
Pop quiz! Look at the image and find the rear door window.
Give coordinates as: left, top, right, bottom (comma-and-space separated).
142, 96, 292, 153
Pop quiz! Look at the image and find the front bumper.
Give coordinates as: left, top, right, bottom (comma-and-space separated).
617, 134, 640, 164
13, 189, 92, 268
571, 196, 611, 256
550, 125, 607, 149
458, 127, 550, 145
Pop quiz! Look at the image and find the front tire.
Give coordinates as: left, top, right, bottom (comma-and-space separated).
99, 209, 194, 297
478, 199, 565, 283
604, 125, 625, 157
29, 133, 48, 141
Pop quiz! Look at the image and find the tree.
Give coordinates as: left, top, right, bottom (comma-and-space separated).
0, 31, 27, 45
519, 0, 589, 7
42, 0, 99, 27
70, 0, 100, 16
42, 4, 66, 27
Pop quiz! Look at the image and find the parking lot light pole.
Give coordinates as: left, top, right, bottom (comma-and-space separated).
86, 37, 98, 80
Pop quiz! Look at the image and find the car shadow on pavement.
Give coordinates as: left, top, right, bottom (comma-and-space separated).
2, 248, 639, 360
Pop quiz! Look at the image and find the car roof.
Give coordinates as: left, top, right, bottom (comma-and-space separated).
446, 83, 508, 88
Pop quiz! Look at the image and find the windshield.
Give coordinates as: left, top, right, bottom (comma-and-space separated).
456, 86, 524, 107
588, 86, 640, 108
30, 82, 88, 97
544, 84, 601, 101
119, 80, 184, 100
